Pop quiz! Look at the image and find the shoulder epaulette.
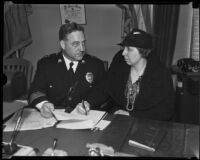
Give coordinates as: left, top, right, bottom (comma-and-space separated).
41, 53, 57, 60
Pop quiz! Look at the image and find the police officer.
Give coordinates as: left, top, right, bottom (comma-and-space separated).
28, 22, 105, 118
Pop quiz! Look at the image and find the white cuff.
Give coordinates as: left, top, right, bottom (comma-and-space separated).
36, 100, 48, 110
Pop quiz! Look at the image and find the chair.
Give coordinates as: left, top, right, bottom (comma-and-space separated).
3, 58, 33, 92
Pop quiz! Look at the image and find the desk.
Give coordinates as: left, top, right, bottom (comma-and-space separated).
122, 118, 199, 157
2, 110, 199, 157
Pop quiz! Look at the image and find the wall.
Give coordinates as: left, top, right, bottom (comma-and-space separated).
24, 4, 194, 78
172, 3, 193, 64
24, 4, 122, 78
24, 4, 61, 75
84, 5, 122, 64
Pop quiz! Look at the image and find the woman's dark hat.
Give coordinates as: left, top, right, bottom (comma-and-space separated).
118, 28, 153, 49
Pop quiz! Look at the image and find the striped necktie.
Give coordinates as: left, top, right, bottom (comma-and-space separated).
69, 62, 74, 75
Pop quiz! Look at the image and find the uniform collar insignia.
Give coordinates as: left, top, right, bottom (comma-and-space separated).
85, 72, 93, 83
58, 59, 62, 63
81, 59, 85, 64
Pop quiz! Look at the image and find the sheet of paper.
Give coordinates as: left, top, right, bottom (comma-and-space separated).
56, 119, 94, 130
53, 108, 106, 130
53, 108, 106, 125
4, 108, 57, 132
95, 120, 111, 130
3, 101, 26, 119
70, 108, 106, 125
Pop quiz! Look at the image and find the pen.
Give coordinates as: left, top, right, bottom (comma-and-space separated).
91, 112, 108, 132
82, 100, 88, 115
51, 138, 57, 156
9, 107, 24, 146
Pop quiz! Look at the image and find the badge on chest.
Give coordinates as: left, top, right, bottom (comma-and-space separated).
85, 72, 94, 84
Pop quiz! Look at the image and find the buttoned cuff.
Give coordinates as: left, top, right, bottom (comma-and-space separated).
36, 100, 48, 110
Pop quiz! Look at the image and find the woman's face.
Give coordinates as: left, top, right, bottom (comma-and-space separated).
122, 46, 143, 66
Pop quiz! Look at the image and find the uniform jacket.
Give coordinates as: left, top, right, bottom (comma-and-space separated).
28, 51, 105, 111
87, 50, 175, 121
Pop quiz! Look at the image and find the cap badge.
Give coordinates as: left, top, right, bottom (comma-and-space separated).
133, 32, 141, 34
85, 72, 94, 83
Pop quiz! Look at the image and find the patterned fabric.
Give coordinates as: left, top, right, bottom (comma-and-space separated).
125, 76, 141, 111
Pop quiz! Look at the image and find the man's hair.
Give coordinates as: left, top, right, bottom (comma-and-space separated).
59, 22, 84, 41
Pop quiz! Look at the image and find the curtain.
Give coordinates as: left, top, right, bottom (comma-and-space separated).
116, 4, 153, 40
4, 2, 32, 59
153, 5, 180, 68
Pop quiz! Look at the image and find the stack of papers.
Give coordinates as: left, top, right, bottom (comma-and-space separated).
4, 108, 111, 131
4, 108, 57, 132
53, 108, 110, 130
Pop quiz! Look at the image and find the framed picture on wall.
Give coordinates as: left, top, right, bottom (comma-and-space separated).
60, 4, 86, 24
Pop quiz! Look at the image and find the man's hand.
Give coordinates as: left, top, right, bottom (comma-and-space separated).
75, 101, 90, 115
40, 102, 55, 118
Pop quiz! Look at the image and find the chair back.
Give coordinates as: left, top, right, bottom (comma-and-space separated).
3, 58, 33, 91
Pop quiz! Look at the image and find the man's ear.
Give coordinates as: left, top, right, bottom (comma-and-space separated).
60, 40, 65, 50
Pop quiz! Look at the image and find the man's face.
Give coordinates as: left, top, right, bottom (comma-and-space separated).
61, 31, 86, 61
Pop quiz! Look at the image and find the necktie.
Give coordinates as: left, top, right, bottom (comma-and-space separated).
66, 62, 75, 112
69, 62, 74, 75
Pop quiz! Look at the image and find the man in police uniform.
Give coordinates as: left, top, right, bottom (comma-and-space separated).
28, 22, 106, 118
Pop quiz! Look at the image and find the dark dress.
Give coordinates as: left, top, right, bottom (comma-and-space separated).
28, 51, 106, 112
86, 50, 175, 121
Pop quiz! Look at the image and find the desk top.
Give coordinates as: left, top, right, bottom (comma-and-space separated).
2, 112, 199, 157
121, 118, 199, 158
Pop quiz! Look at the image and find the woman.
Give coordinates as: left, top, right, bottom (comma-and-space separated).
77, 28, 175, 121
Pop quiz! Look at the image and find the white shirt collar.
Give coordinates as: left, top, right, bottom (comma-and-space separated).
62, 55, 79, 72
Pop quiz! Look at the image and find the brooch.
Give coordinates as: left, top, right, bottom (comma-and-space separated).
85, 72, 94, 83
